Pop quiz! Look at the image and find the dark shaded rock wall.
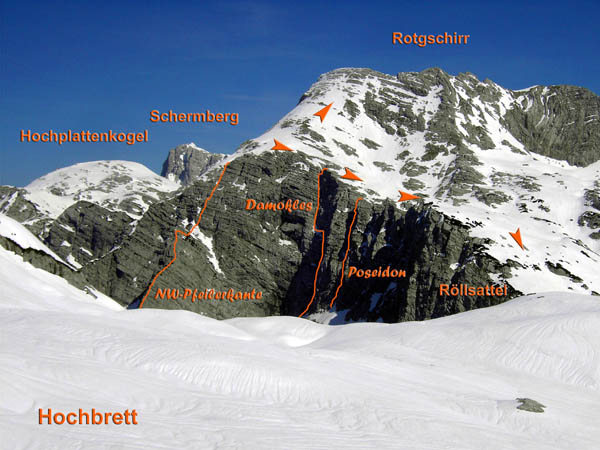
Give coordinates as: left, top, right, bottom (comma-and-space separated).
80, 152, 519, 322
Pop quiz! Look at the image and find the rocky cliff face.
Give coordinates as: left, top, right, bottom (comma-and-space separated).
2, 67, 599, 322
161, 143, 227, 185
80, 150, 520, 321
0, 160, 180, 267
506, 84, 600, 166
0, 234, 87, 288
43, 201, 136, 268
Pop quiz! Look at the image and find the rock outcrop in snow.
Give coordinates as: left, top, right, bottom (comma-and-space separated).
161, 143, 227, 185
1, 67, 599, 322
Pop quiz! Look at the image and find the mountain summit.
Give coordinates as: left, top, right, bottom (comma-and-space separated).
161, 143, 227, 185
1, 67, 599, 322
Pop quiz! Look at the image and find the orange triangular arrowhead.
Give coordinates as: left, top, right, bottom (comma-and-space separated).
398, 191, 420, 202
341, 167, 362, 181
314, 103, 333, 123
509, 228, 525, 250
272, 139, 293, 151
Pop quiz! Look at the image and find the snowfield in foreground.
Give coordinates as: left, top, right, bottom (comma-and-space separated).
1, 246, 599, 449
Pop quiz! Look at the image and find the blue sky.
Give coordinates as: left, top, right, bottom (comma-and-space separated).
1, 0, 598, 186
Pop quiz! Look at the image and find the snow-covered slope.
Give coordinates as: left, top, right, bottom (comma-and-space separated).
0, 246, 122, 313
2, 241, 599, 449
1, 68, 597, 317
0, 213, 70, 266
216, 68, 600, 295
23, 160, 180, 220
0, 161, 182, 267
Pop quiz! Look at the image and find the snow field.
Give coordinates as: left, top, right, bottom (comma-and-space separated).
212, 69, 600, 295
23, 160, 180, 220
1, 244, 599, 449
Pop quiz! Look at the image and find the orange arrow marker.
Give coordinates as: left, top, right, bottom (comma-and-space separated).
509, 228, 525, 250
314, 103, 333, 123
341, 168, 363, 181
272, 139, 293, 151
398, 191, 420, 202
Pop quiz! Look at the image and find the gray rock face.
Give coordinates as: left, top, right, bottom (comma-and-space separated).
0, 186, 49, 236
516, 398, 546, 413
80, 151, 520, 321
2, 67, 599, 323
581, 181, 600, 239
0, 234, 88, 289
43, 201, 135, 266
161, 143, 227, 185
507, 86, 600, 166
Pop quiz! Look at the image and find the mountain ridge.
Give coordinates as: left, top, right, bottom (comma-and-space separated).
1, 67, 599, 322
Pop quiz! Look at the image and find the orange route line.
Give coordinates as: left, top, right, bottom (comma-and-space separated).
299, 168, 328, 318
329, 197, 363, 309
139, 162, 230, 308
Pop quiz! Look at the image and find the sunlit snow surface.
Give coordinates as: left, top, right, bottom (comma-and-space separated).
23, 160, 180, 220
1, 245, 599, 449
0, 214, 70, 266
214, 69, 600, 296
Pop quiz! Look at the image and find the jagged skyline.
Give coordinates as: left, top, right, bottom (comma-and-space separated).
2, 0, 599, 186
4, 67, 598, 319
